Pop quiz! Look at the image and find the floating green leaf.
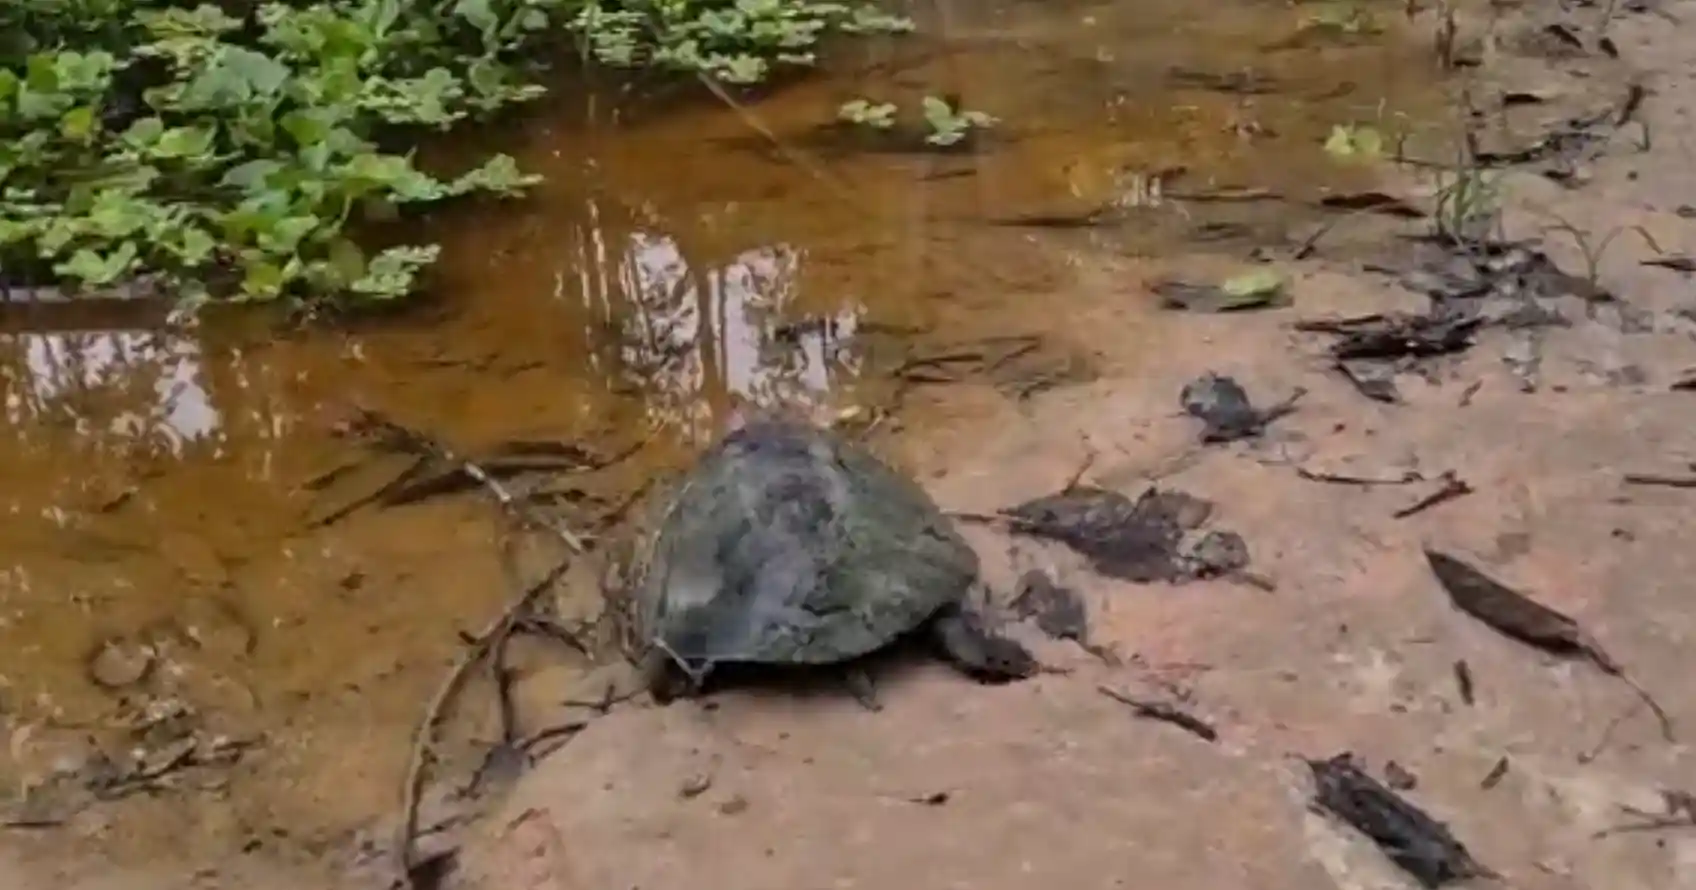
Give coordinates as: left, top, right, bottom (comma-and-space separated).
1302, 2, 1382, 35
450, 153, 541, 198
921, 94, 996, 147
353, 244, 440, 299
1325, 123, 1384, 161
838, 98, 896, 129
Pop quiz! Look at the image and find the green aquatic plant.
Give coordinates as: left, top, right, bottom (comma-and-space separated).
1323, 122, 1385, 161
0, 1, 556, 305
837, 97, 896, 129
571, 0, 911, 85
1432, 164, 1501, 244
920, 94, 994, 147
0, 0, 914, 306
835, 93, 997, 148
1299, 1, 1383, 36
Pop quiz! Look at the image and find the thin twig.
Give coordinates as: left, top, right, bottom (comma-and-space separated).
1061, 443, 1098, 493
397, 557, 575, 888
519, 720, 592, 760
348, 408, 591, 554
1392, 472, 1474, 518
1097, 685, 1219, 742
1296, 466, 1424, 486
1578, 700, 1637, 764
1624, 472, 1696, 489
1592, 790, 1696, 838
1592, 814, 1696, 838
306, 454, 429, 529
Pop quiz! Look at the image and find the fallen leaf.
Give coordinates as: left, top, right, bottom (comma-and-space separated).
1222, 268, 1286, 300
1424, 549, 1673, 740
1152, 276, 1289, 312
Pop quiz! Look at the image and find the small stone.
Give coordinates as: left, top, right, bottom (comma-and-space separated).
1181, 530, 1250, 578
679, 773, 713, 799
1180, 372, 1259, 441
718, 795, 749, 816
87, 639, 154, 690
1384, 760, 1419, 790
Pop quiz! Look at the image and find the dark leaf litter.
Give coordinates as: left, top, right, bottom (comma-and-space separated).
1180, 372, 1303, 443
998, 487, 1250, 583
1307, 753, 1494, 888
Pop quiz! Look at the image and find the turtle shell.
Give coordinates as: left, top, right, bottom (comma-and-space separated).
631, 418, 978, 671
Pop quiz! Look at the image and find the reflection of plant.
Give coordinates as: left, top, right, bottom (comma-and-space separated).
1, 0, 913, 306
835, 94, 996, 147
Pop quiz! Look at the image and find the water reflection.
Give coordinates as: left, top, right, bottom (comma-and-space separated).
563, 210, 866, 439
0, 209, 875, 475
1, 326, 218, 455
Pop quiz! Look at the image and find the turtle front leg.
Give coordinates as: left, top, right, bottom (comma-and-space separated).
930, 604, 1038, 683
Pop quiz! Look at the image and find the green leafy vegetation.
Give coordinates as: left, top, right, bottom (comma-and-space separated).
1433, 164, 1500, 242
0, 0, 912, 306
575, 0, 911, 85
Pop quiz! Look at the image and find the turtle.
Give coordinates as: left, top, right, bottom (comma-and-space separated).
617, 415, 1036, 708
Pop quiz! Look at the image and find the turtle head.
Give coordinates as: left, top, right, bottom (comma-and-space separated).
722, 398, 825, 437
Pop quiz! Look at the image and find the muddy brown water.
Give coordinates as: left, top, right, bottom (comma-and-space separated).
0, 0, 1457, 880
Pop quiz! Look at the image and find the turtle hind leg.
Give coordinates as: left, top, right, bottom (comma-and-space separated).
638, 647, 707, 705
843, 666, 883, 712
929, 604, 1037, 683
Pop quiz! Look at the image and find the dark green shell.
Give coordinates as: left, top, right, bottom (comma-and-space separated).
631, 418, 977, 670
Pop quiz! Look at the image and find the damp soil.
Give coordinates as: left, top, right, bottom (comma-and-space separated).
0, 0, 1505, 886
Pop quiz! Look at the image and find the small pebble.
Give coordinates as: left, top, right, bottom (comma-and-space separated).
718, 795, 749, 815
679, 773, 713, 798
1384, 760, 1419, 791
87, 639, 154, 690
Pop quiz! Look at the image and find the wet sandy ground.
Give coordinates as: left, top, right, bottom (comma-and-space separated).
453, 309, 1696, 880
11, 0, 1696, 888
